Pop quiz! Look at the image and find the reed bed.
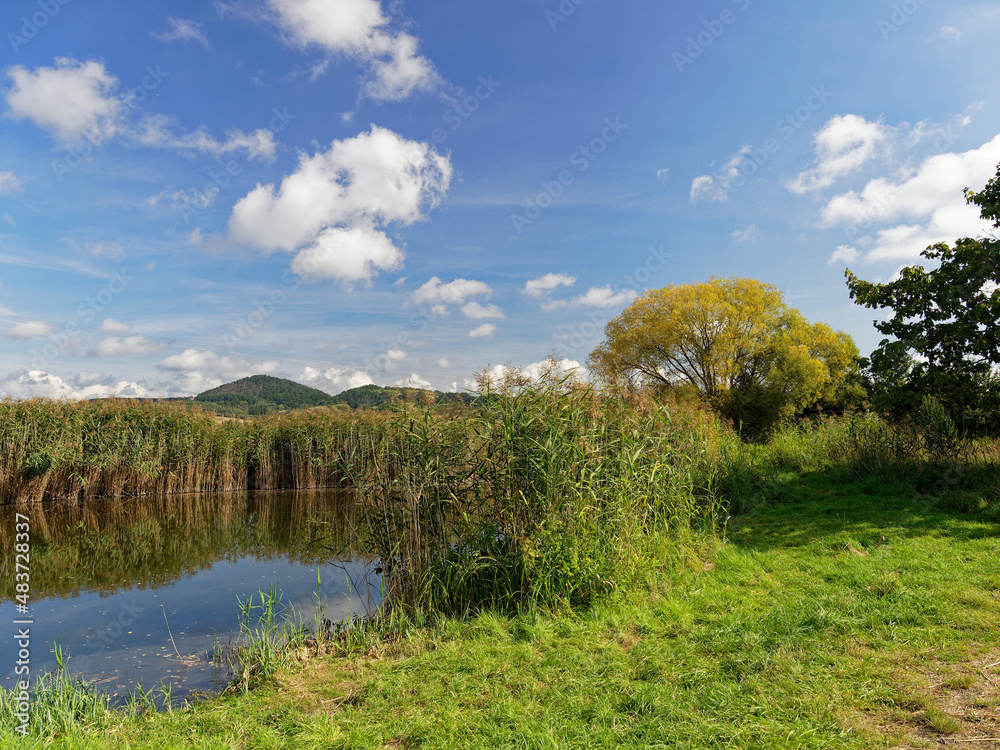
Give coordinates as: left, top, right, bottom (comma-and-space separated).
1, 388, 732, 614
0, 399, 390, 503
344, 381, 730, 614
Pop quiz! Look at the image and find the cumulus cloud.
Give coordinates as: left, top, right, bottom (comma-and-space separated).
572, 285, 637, 308
289, 224, 403, 282
821, 132, 1000, 262
787, 115, 891, 194
298, 365, 374, 394
412, 277, 491, 306
5, 58, 120, 143
229, 126, 450, 283
394, 373, 432, 389
0, 171, 22, 195
461, 302, 504, 320
468, 323, 496, 338
90, 336, 166, 357
0, 369, 150, 400
268, 0, 438, 101
5, 321, 54, 339
151, 17, 210, 47
479, 358, 588, 390
4, 58, 275, 160
523, 273, 576, 297
156, 349, 279, 379
828, 245, 860, 266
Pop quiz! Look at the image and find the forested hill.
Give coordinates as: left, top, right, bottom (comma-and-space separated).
194, 375, 335, 415
329, 384, 475, 409
191, 376, 474, 416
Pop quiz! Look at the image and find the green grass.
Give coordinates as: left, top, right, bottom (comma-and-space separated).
6, 460, 999, 749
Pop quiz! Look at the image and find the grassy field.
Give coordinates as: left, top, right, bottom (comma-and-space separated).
5, 440, 1000, 748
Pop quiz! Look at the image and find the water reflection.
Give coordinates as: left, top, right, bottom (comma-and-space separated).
0, 490, 378, 702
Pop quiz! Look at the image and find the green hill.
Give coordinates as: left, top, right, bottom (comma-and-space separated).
190, 376, 476, 417
194, 375, 336, 416
330, 384, 476, 410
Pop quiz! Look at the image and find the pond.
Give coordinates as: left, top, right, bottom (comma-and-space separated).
0, 489, 379, 704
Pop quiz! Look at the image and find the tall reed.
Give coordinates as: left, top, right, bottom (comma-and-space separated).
0, 399, 389, 502
345, 379, 727, 614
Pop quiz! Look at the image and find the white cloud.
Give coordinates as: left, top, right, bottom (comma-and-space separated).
0, 171, 22, 195
230, 126, 450, 283
151, 17, 210, 47
373, 347, 407, 371
5, 321, 54, 339
298, 365, 374, 394
821, 132, 1000, 262
90, 336, 165, 357
689, 145, 752, 202
5, 58, 120, 143
523, 273, 576, 297
0, 369, 150, 400
413, 277, 491, 306
689, 175, 717, 202
656, 168, 670, 181
940, 25, 962, 39
828, 245, 860, 265
480, 358, 588, 390
461, 302, 504, 320
437, 357, 450, 368
153, 371, 225, 397
156, 349, 279, 378
468, 323, 496, 338
572, 285, 637, 308
395, 372, 432, 389
5, 58, 275, 161
788, 115, 891, 194
541, 299, 568, 312
132, 115, 277, 161
289, 224, 403, 283
522, 358, 587, 383
731, 224, 759, 243
268, 0, 438, 101
100, 318, 131, 334
822, 134, 1000, 226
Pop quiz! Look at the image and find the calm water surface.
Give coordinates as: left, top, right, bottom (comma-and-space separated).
0, 489, 378, 702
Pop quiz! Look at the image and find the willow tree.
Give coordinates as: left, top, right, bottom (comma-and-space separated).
589, 276, 860, 438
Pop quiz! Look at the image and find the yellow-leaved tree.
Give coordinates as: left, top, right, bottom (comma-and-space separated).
588, 276, 861, 438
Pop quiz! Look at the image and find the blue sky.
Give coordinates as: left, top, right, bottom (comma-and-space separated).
1, 0, 998, 398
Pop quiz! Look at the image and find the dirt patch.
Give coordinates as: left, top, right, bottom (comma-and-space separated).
870, 647, 1000, 748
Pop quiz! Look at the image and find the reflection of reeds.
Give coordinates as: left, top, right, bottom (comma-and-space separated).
0, 489, 361, 599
